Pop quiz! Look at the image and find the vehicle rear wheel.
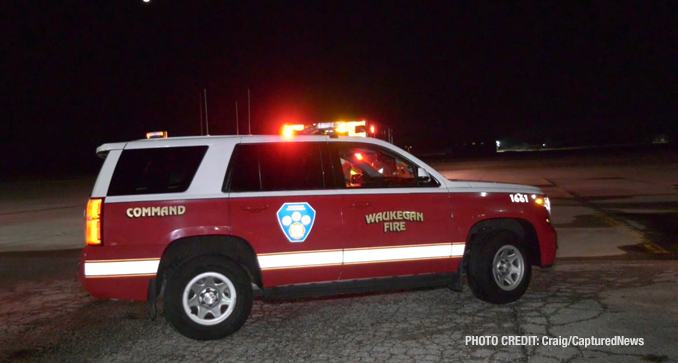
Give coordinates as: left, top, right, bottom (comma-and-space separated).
467, 231, 531, 304
165, 256, 253, 340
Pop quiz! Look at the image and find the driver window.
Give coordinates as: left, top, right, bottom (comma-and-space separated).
337, 144, 417, 188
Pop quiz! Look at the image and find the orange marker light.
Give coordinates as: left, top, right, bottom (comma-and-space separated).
85, 199, 102, 246
535, 198, 544, 206
146, 131, 167, 139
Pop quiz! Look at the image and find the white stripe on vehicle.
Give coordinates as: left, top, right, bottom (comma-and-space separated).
258, 243, 465, 270
83, 243, 465, 277
257, 250, 343, 269
84, 259, 160, 277
344, 244, 453, 264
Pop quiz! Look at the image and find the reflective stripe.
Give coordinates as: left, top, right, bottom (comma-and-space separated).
451, 243, 465, 257
344, 244, 455, 264
258, 243, 465, 270
84, 243, 466, 276
258, 250, 343, 269
84, 259, 160, 277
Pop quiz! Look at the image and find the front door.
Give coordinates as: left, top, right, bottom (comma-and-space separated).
330, 142, 459, 280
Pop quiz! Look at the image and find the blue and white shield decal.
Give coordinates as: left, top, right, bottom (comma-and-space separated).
277, 202, 316, 242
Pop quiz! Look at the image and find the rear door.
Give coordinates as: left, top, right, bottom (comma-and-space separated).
226, 141, 344, 287
330, 141, 460, 280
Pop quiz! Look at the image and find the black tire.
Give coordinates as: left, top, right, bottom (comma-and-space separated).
467, 231, 531, 304
165, 256, 253, 340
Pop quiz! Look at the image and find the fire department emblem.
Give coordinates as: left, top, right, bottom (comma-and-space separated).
277, 202, 316, 242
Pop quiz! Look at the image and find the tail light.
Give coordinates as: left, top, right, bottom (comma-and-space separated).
85, 199, 102, 246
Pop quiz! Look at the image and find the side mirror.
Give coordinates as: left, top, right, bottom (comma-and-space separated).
417, 167, 431, 184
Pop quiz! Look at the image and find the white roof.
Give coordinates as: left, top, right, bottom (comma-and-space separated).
96, 134, 402, 154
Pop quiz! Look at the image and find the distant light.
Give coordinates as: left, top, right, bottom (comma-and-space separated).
143, 0, 150, 2
496, 141, 501, 147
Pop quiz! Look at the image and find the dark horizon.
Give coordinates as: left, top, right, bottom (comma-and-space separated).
2, 1, 677, 176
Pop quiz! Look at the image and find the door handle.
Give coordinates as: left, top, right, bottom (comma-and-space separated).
350, 202, 372, 208
240, 205, 269, 212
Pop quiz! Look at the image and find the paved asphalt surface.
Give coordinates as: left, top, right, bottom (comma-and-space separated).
1, 146, 677, 362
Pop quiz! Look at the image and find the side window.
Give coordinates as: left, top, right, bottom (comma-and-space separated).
335, 143, 433, 189
107, 146, 207, 196
228, 144, 261, 192
227, 142, 327, 192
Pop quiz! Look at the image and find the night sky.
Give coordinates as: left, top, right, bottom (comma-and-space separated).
2, 1, 676, 176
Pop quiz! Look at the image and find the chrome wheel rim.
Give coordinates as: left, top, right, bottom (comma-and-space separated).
492, 245, 525, 291
182, 272, 236, 326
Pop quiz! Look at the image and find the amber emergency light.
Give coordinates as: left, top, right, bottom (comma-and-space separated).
146, 131, 168, 139
85, 199, 102, 246
282, 124, 304, 139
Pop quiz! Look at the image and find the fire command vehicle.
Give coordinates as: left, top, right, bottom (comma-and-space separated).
79, 134, 557, 340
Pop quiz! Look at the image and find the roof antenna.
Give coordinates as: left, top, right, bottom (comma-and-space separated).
248, 88, 251, 135
199, 93, 203, 136
204, 88, 210, 136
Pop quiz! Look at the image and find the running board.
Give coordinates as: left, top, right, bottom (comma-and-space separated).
261, 272, 462, 301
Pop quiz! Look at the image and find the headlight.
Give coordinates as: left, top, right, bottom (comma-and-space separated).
543, 197, 551, 217
532, 195, 551, 218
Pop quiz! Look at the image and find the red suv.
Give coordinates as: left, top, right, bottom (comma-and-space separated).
79, 135, 556, 340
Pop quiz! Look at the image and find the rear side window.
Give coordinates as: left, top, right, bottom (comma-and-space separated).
107, 146, 208, 196
227, 143, 327, 192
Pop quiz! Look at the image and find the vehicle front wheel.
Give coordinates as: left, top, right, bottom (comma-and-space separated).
164, 256, 253, 340
467, 231, 531, 304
